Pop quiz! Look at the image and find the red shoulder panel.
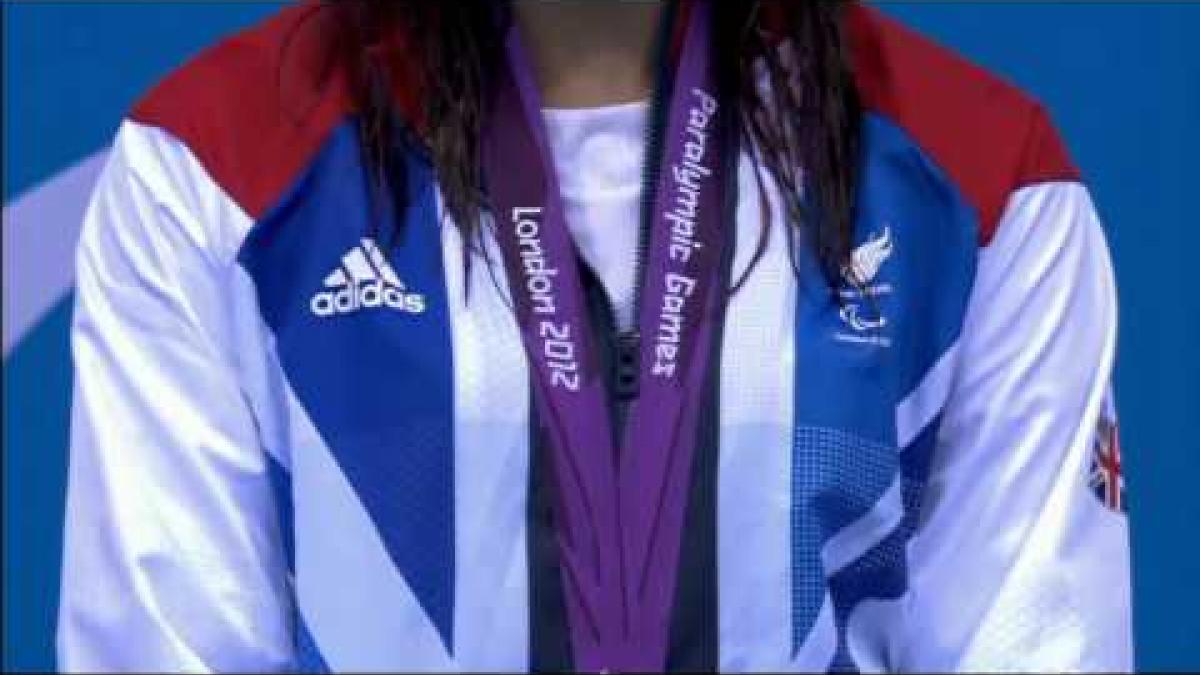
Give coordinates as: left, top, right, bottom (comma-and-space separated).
130, 3, 417, 221
130, 4, 351, 219
846, 5, 1079, 245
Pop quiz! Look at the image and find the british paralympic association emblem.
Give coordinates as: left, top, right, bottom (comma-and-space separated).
1089, 413, 1126, 513
834, 225, 893, 347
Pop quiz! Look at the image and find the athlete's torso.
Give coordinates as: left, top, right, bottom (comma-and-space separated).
59, 4, 1130, 672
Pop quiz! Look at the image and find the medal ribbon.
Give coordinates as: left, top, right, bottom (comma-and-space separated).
482, 2, 729, 670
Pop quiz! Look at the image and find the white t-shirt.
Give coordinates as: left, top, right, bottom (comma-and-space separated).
542, 101, 649, 331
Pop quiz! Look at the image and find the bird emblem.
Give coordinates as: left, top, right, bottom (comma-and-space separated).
842, 225, 893, 286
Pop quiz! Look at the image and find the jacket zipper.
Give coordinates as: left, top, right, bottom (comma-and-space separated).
613, 2, 678, 402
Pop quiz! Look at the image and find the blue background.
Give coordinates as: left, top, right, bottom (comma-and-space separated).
3, 2, 1197, 671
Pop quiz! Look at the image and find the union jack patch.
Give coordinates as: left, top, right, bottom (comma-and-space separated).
1089, 414, 1126, 513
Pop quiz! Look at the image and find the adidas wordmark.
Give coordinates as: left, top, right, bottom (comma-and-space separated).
310, 239, 426, 317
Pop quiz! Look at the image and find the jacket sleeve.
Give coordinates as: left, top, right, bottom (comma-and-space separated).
899, 181, 1133, 672
57, 121, 294, 672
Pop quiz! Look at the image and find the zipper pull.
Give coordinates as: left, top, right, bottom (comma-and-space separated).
614, 331, 640, 400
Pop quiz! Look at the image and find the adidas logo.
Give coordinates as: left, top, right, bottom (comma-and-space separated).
310, 238, 426, 317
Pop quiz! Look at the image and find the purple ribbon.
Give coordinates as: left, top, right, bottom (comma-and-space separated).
482, 2, 728, 670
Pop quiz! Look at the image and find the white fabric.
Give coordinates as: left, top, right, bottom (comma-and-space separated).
443, 204, 533, 672
899, 182, 1131, 672
717, 149, 824, 671
60, 121, 293, 672
542, 101, 648, 331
